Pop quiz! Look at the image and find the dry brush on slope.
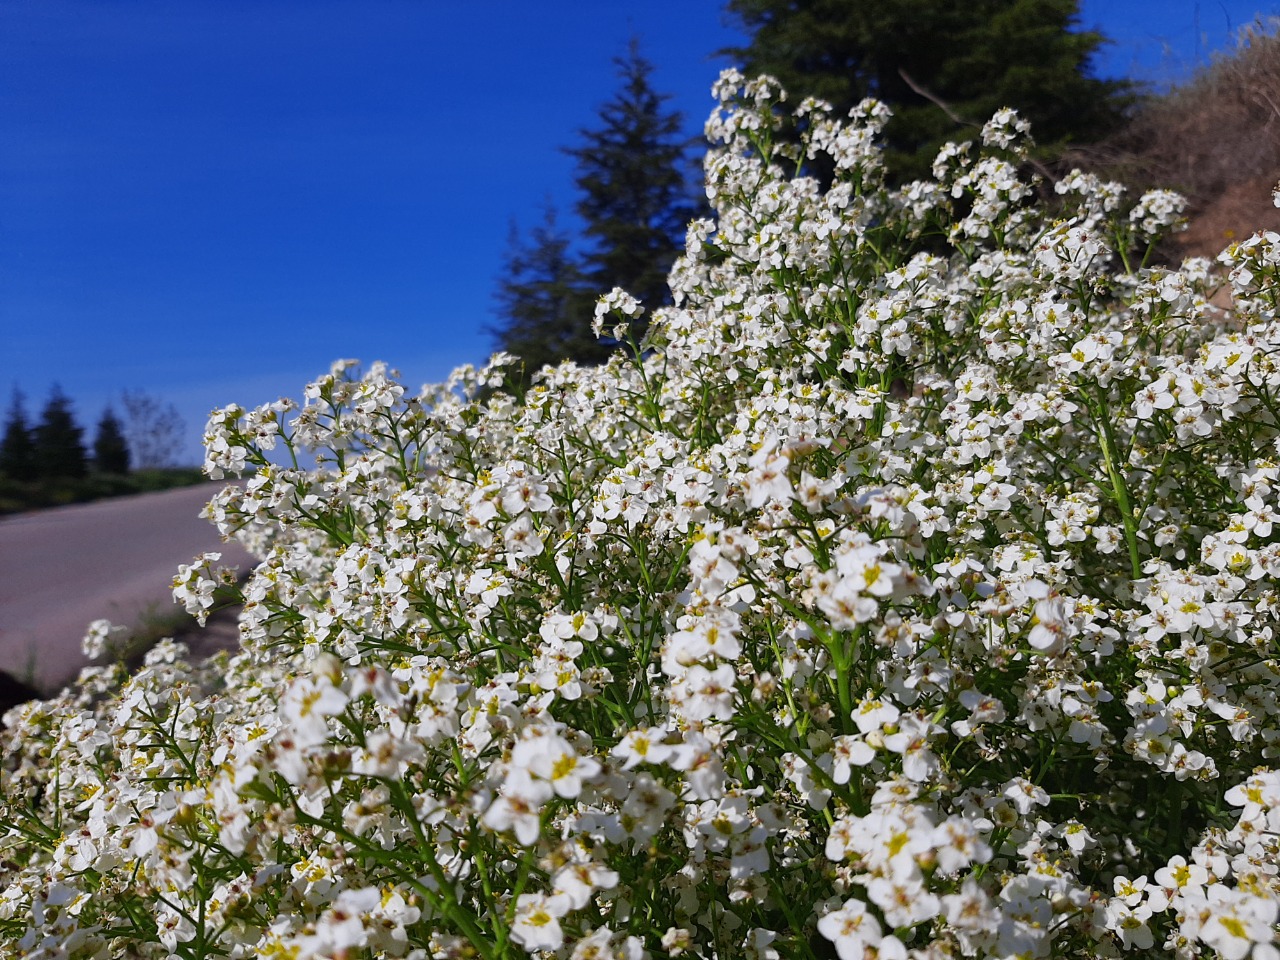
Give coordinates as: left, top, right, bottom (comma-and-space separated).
1073, 18, 1280, 259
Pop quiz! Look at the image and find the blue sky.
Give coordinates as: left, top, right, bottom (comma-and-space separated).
3, 1, 1278, 464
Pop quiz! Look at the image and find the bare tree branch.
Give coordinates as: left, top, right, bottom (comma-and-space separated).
898, 68, 977, 128
897, 67, 1060, 186
121, 390, 187, 469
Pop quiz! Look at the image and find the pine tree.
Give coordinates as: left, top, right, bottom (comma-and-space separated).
722, 0, 1135, 180
0, 389, 36, 482
490, 207, 599, 383
92, 407, 131, 474
32, 386, 88, 480
565, 38, 700, 333
491, 39, 698, 376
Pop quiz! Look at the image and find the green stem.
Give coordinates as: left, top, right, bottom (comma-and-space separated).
826, 625, 864, 736
1094, 395, 1142, 580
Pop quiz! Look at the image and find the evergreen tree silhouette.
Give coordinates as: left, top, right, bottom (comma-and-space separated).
0, 389, 37, 481
492, 39, 698, 379
93, 407, 131, 474
33, 386, 88, 480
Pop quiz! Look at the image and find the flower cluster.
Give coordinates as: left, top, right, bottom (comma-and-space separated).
3, 70, 1280, 960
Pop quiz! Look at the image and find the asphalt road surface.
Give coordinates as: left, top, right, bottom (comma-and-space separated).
0, 484, 256, 694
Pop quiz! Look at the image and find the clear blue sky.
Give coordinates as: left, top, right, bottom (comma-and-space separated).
3, 1, 1277, 464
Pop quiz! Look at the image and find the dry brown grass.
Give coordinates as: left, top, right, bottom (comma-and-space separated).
1068, 18, 1280, 259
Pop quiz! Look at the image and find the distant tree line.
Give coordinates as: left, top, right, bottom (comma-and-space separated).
489, 1, 1135, 379
0, 387, 186, 482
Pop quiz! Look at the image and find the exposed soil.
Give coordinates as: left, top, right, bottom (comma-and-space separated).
1175, 173, 1280, 260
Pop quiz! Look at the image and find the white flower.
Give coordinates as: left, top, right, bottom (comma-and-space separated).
882, 712, 942, 782
830, 735, 875, 783
511, 892, 572, 952
280, 673, 349, 748
81, 618, 126, 660
612, 727, 675, 770
1001, 776, 1050, 815
512, 731, 600, 798
1105, 899, 1155, 950
1154, 855, 1208, 895
851, 696, 900, 735
482, 768, 553, 845
1193, 886, 1278, 960
1028, 596, 1075, 654
818, 899, 906, 960
743, 439, 793, 508
552, 859, 619, 910
867, 873, 940, 927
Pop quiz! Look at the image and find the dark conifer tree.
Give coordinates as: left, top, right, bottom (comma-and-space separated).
492, 39, 698, 375
0, 389, 37, 482
32, 386, 88, 480
490, 207, 598, 383
722, 0, 1135, 180
92, 407, 131, 474
565, 39, 700, 325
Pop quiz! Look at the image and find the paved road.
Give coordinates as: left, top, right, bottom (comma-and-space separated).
0, 484, 256, 694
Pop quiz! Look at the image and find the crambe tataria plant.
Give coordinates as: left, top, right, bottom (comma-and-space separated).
3, 70, 1280, 960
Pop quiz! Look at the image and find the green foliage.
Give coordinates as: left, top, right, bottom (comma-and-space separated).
492, 40, 698, 377
32, 386, 87, 480
92, 407, 131, 475
722, 0, 1135, 179
0, 467, 207, 515
0, 389, 36, 482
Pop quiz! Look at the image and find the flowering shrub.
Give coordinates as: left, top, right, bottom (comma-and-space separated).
4, 70, 1280, 960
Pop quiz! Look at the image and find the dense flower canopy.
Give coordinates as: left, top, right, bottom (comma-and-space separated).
3, 70, 1280, 960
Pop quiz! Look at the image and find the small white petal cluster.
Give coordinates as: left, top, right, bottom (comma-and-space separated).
4, 71, 1280, 960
